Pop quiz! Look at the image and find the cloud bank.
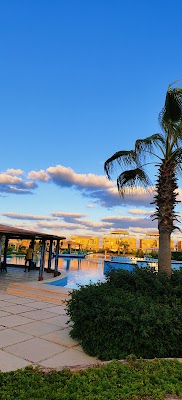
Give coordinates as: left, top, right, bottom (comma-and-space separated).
0, 163, 158, 210
28, 164, 156, 208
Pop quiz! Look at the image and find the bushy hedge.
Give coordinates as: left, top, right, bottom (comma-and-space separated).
171, 251, 182, 260
66, 268, 182, 360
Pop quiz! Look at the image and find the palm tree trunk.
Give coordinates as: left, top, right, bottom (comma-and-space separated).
158, 231, 171, 277
152, 159, 178, 277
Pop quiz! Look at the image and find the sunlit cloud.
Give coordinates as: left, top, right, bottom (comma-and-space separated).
3, 163, 182, 220
101, 215, 157, 230
72, 219, 113, 229
2, 212, 54, 221
0, 175, 23, 185
176, 188, 182, 202
36, 221, 82, 230
0, 186, 33, 195
85, 186, 155, 208
28, 169, 50, 181
0, 172, 38, 195
24, 164, 157, 207
28, 165, 115, 189
51, 212, 87, 219
129, 227, 159, 235
128, 208, 155, 215
46, 165, 115, 190
5, 169, 24, 176
87, 203, 95, 208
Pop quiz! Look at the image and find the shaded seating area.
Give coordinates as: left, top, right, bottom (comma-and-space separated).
0, 224, 66, 280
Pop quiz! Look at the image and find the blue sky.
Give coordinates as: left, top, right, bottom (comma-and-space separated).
0, 0, 182, 243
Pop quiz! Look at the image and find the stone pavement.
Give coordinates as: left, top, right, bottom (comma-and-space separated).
0, 267, 101, 372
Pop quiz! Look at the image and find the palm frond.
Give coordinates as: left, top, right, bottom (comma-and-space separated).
170, 147, 182, 163
159, 86, 182, 130
135, 134, 165, 158
170, 148, 182, 174
104, 150, 137, 179
117, 168, 152, 197
170, 121, 182, 148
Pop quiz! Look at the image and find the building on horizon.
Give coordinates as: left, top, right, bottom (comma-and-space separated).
70, 235, 100, 252
176, 239, 182, 251
140, 233, 175, 252
103, 231, 136, 253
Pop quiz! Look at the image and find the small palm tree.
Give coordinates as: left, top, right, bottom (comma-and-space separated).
104, 83, 182, 276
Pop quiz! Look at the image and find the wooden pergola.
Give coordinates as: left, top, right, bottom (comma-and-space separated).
0, 224, 66, 281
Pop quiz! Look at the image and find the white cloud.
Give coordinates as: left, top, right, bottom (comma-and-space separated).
129, 227, 158, 235
28, 169, 50, 181
0, 174, 23, 185
101, 215, 157, 230
37, 221, 81, 230
5, 169, 24, 176
128, 208, 155, 215
46, 165, 115, 189
0, 171, 37, 195
2, 212, 54, 221
51, 212, 87, 218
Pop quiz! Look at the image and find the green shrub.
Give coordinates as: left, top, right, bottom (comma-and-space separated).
106, 267, 182, 302
66, 268, 182, 360
171, 251, 182, 260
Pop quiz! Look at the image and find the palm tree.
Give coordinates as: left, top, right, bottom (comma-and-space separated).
104, 83, 182, 276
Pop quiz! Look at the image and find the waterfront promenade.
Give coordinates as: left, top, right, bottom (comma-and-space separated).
0, 267, 101, 372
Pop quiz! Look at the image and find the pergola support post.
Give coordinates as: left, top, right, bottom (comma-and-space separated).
38, 239, 46, 281
47, 239, 53, 272
30, 237, 35, 269
54, 239, 60, 277
2, 236, 8, 272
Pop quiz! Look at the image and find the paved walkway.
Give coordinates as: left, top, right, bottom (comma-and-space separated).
0, 267, 101, 372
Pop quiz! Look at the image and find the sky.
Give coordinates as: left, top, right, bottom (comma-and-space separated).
1, 0, 182, 245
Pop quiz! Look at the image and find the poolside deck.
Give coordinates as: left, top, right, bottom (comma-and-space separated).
0, 266, 53, 291
0, 267, 101, 372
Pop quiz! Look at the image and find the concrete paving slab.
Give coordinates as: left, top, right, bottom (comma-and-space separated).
0, 328, 33, 348
3, 297, 39, 304
0, 290, 103, 372
0, 314, 34, 328
14, 320, 61, 336
19, 309, 60, 320
0, 310, 12, 317
40, 348, 101, 369
0, 300, 22, 307
0, 294, 20, 301
0, 349, 31, 372
41, 327, 79, 348
0, 296, 37, 305
45, 305, 67, 315
22, 300, 53, 309
44, 315, 69, 329
4, 337, 67, 363
1, 304, 36, 314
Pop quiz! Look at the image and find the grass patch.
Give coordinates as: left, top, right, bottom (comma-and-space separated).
0, 359, 182, 399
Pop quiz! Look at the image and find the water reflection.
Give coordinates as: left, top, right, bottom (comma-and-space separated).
58, 256, 105, 288
7, 254, 106, 289
64, 258, 82, 271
